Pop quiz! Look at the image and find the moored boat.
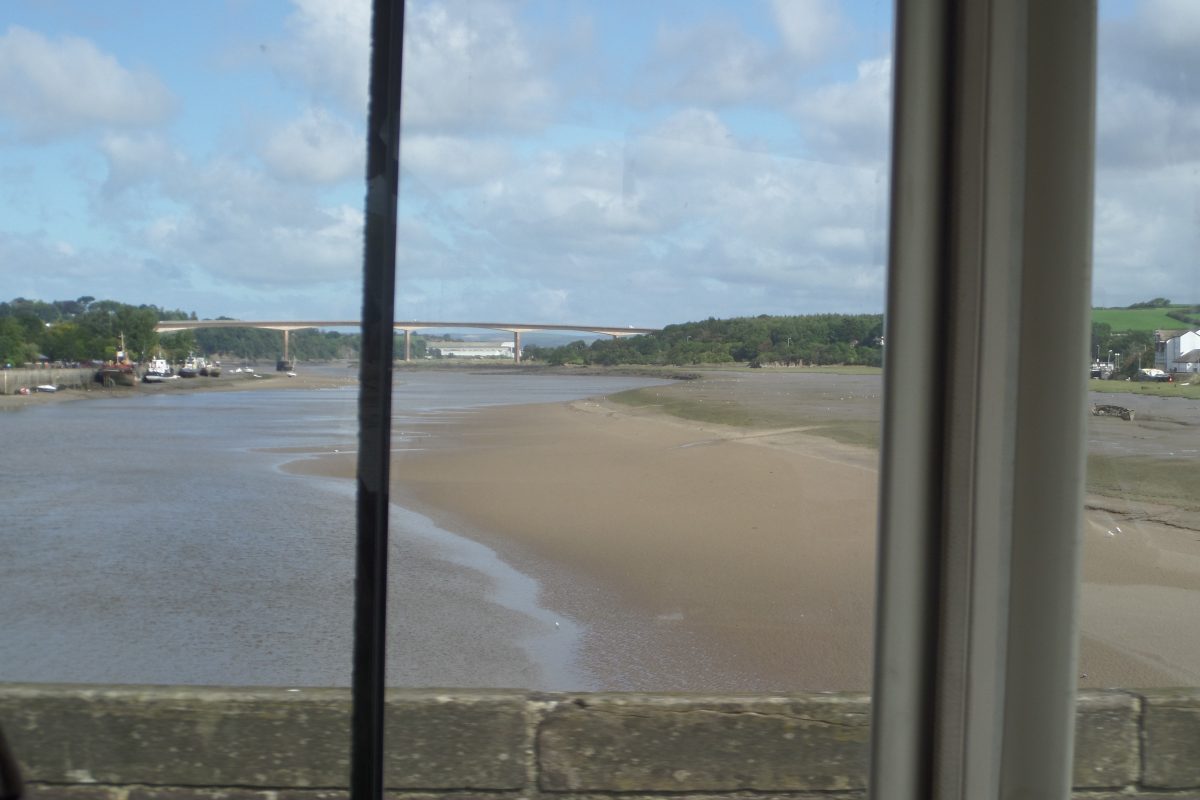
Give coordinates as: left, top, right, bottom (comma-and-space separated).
95, 334, 138, 387
179, 354, 205, 378
142, 356, 178, 383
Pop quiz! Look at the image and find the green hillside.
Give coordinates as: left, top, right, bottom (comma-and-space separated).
1092, 306, 1195, 332
1093, 297, 1200, 332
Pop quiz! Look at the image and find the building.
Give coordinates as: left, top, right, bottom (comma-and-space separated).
1154, 329, 1200, 373
428, 341, 516, 359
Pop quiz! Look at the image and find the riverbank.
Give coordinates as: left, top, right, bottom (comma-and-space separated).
0, 366, 357, 410
288, 369, 1200, 691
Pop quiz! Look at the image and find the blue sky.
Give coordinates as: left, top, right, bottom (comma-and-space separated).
0, 1, 1196, 325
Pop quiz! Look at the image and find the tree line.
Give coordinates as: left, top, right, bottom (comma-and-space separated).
0, 296, 365, 366
522, 314, 886, 367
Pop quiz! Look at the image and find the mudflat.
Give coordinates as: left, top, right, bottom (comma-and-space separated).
289, 369, 1200, 691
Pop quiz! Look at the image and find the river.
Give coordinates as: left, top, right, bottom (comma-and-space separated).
0, 368, 666, 689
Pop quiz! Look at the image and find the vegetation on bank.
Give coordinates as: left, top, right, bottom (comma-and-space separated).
5, 292, 1198, 375
0, 296, 412, 365
523, 314, 886, 368
1090, 298, 1200, 379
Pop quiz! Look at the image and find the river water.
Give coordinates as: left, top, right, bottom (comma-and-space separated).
0, 369, 665, 689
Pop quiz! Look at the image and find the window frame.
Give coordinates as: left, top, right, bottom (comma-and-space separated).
346, 1, 1100, 798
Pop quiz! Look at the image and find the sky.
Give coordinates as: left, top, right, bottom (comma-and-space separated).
0, 0, 1196, 327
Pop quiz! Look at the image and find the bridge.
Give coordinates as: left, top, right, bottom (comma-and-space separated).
153, 319, 660, 363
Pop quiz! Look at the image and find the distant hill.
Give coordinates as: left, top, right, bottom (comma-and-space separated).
1093, 304, 1200, 333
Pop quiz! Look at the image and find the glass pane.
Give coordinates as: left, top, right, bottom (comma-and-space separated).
1082, 0, 1200, 689
382, 0, 892, 692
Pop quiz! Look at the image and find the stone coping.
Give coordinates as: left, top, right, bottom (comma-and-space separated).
1, 685, 1198, 797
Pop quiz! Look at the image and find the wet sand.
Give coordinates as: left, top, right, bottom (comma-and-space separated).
284, 369, 1200, 690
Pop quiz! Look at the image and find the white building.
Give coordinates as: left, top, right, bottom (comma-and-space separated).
429, 341, 516, 359
1154, 329, 1200, 373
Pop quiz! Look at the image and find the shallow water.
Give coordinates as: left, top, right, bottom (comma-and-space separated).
0, 369, 664, 688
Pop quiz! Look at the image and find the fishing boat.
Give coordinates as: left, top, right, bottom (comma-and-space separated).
142, 356, 178, 383
95, 334, 138, 388
178, 354, 206, 378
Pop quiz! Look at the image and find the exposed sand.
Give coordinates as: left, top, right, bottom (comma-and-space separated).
9, 363, 1192, 690
287, 369, 1200, 692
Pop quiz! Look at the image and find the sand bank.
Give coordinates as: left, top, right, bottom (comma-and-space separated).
290, 371, 1200, 691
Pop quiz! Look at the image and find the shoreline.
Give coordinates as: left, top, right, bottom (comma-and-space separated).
287, 370, 1200, 691
13, 364, 1195, 690
0, 366, 357, 410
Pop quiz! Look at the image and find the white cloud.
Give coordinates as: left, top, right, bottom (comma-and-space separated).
100, 133, 185, 194
261, 106, 363, 183
392, 107, 889, 322
0, 26, 174, 141
401, 0, 554, 132
266, 0, 553, 134
638, 21, 791, 108
402, 134, 512, 186
796, 57, 892, 164
269, 0, 371, 112
771, 0, 845, 63
97, 135, 364, 290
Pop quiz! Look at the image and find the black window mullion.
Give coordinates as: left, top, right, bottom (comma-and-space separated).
352, 2, 406, 799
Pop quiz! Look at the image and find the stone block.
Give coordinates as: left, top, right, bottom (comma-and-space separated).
1142, 689, 1200, 789
382, 692, 528, 789
1, 685, 350, 787
24, 785, 125, 800
1, 685, 528, 791
127, 789, 286, 800
537, 693, 870, 792
1072, 691, 1140, 788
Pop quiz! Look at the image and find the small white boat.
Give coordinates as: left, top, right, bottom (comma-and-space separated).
35, 384, 57, 393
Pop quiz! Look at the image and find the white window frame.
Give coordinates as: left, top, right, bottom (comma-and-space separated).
869, 2, 1096, 798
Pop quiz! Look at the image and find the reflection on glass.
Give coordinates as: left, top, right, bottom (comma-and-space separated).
1079, 0, 1200, 689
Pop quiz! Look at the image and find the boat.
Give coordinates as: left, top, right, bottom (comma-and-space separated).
205, 361, 222, 378
35, 384, 57, 393
95, 334, 138, 387
178, 354, 206, 378
142, 356, 178, 383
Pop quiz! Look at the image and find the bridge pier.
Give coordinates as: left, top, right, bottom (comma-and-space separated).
513, 331, 521, 364
404, 329, 411, 362
282, 330, 289, 363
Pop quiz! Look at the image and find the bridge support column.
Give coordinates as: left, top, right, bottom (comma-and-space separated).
282, 330, 289, 362
513, 331, 521, 364
404, 329, 411, 362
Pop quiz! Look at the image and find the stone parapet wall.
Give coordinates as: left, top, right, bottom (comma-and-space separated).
2, 685, 1198, 799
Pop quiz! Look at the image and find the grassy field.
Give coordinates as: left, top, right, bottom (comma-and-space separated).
1092, 306, 1196, 332
609, 381, 882, 448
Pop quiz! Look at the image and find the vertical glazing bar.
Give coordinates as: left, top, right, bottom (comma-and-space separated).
353, 2, 405, 800
1000, 1, 1096, 796
869, 1, 951, 797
